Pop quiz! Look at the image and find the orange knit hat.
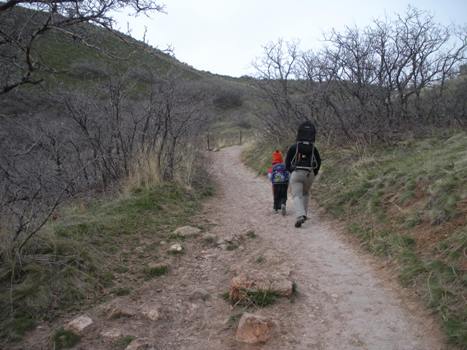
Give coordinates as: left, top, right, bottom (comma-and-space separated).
272, 150, 283, 165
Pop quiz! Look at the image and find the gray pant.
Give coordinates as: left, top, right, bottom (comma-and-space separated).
290, 170, 315, 218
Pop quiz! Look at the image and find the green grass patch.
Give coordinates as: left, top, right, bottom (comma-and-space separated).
246, 230, 257, 239
292, 281, 298, 295
1, 316, 36, 343
51, 328, 80, 350
114, 266, 130, 274
143, 265, 168, 279
0, 183, 207, 345
225, 312, 244, 329
225, 242, 239, 251
114, 335, 136, 349
255, 256, 265, 264
221, 291, 231, 301
111, 287, 132, 296
224, 288, 281, 308
167, 233, 186, 241
236, 289, 280, 307
403, 212, 422, 228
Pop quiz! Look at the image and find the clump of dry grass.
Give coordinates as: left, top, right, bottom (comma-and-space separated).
123, 151, 162, 193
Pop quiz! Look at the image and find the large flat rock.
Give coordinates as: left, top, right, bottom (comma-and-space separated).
229, 270, 294, 302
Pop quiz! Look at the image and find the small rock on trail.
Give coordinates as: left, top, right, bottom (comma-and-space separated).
102, 302, 137, 320
173, 225, 201, 237
65, 315, 93, 334
140, 304, 161, 321
168, 243, 183, 253
189, 288, 211, 301
101, 328, 124, 339
235, 312, 276, 344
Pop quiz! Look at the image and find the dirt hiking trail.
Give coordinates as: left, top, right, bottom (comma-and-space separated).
202, 146, 446, 350
16, 146, 448, 350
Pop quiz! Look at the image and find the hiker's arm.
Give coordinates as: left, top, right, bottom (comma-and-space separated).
285, 145, 294, 172
313, 147, 321, 176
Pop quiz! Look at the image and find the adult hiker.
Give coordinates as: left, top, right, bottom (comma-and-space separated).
285, 121, 321, 228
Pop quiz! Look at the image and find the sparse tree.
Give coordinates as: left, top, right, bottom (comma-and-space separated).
252, 39, 308, 141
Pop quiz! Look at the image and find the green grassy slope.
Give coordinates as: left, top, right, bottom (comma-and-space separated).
2, 6, 204, 85
314, 133, 467, 347
35, 27, 204, 84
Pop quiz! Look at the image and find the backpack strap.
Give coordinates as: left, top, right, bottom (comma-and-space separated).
310, 143, 316, 169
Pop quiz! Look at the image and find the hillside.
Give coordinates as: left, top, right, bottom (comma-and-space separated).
0, 5, 259, 140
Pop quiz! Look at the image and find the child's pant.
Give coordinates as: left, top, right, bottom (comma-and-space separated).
272, 183, 288, 210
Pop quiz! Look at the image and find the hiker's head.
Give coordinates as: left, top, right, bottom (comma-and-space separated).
272, 150, 283, 165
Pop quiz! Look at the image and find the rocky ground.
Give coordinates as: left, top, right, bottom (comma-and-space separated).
14, 146, 450, 350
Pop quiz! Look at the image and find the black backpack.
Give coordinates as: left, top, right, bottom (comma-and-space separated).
292, 121, 317, 170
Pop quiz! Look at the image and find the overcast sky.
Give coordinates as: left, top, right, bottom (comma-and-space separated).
113, 0, 467, 77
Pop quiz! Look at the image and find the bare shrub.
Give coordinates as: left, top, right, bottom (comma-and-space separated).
213, 89, 244, 110
253, 8, 467, 143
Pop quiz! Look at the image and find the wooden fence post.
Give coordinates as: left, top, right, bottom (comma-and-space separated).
207, 133, 211, 151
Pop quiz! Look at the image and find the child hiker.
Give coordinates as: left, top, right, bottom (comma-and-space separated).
267, 150, 289, 215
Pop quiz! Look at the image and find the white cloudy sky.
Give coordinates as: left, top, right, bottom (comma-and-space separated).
113, 0, 467, 77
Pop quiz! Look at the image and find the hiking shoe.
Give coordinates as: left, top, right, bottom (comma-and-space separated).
295, 216, 306, 228
281, 204, 286, 216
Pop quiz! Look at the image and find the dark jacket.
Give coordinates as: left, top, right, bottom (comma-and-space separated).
285, 143, 321, 176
